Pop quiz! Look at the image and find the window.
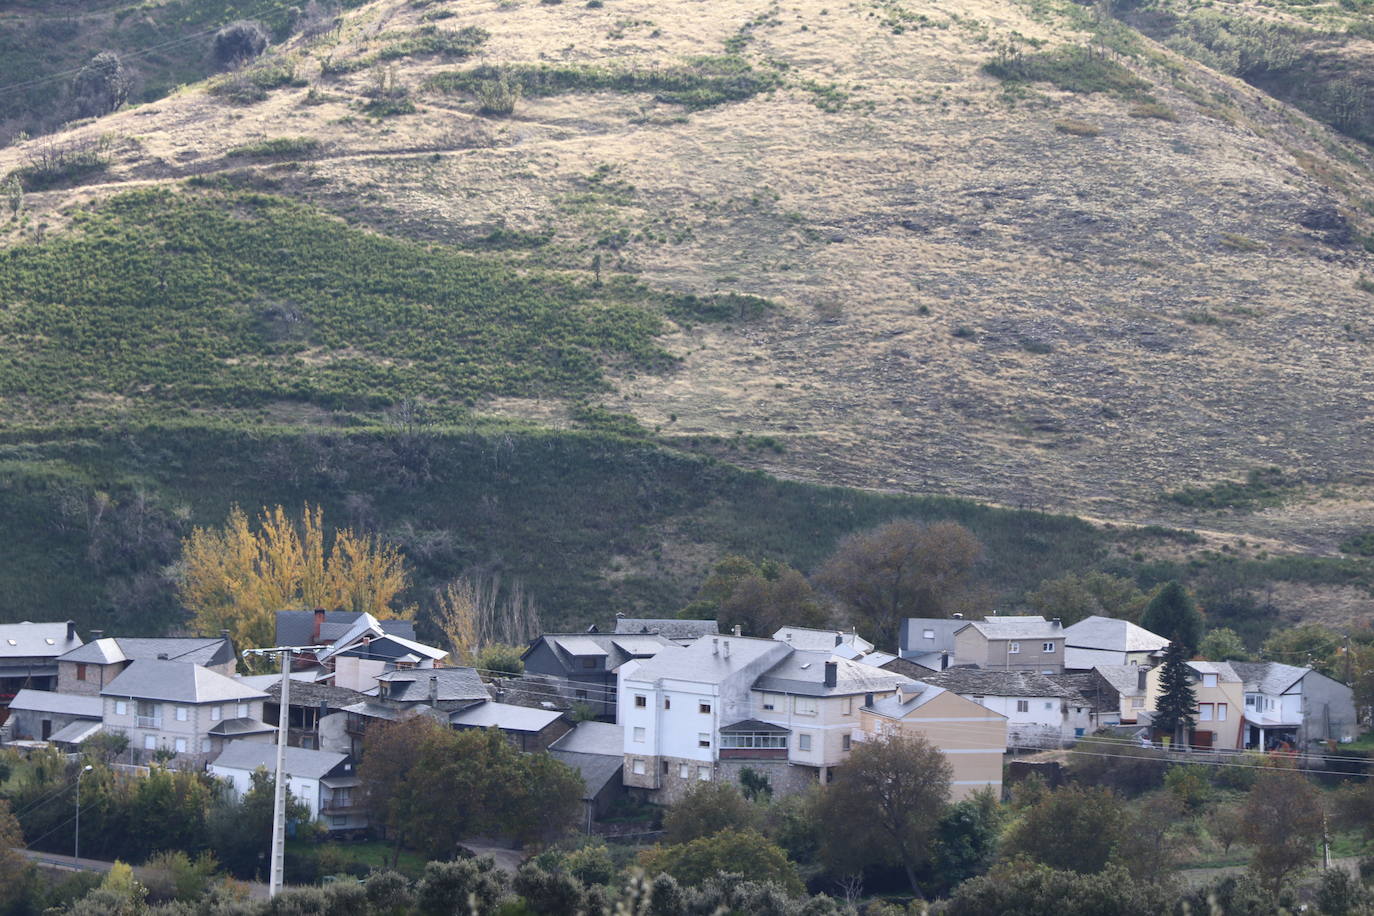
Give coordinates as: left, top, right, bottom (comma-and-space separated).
697, 767, 711, 781
174, 737, 187, 753
632, 758, 645, 775
1042, 642, 1055, 653
664, 697, 671, 710
581, 657, 597, 669
237, 703, 249, 718
200, 738, 211, 753
798, 733, 813, 752
698, 701, 712, 715
841, 697, 853, 715
842, 734, 852, 752
115, 700, 127, 716
576, 690, 588, 700
1008, 642, 1021, 654
720, 732, 788, 750
1016, 700, 1029, 713
634, 695, 647, 708
761, 692, 781, 711
332, 816, 348, 827
633, 726, 646, 743
923, 628, 936, 640
1044, 701, 1054, 711
1202, 673, 1218, 688
1198, 703, 1213, 722
143, 735, 156, 750
76, 663, 87, 682
698, 733, 711, 748
175, 706, 188, 722
1131, 697, 1145, 708
1217, 703, 1227, 721
1245, 695, 1256, 708
662, 761, 669, 775
679, 764, 690, 779
210, 706, 221, 722
794, 697, 818, 717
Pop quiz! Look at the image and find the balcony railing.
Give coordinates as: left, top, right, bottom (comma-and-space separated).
135, 715, 161, 729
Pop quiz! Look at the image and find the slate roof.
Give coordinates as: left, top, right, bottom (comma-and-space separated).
865, 682, 958, 718
207, 718, 276, 737
317, 615, 446, 665
7, 688, 102, 718
613, 618, 719, 640
526, 633, 676, 672
919, 668, 1081, 699
0, 622, 81, 660
1048, 672, 1120, 713
60, 636, 234, 668
374, 667, 489, 703
548, 751, 623, 800
625, 636, 789, 684
212, 743, 348, 780
962, 616, 1062, 640
549, 720, 624, 756
755, 650, 910, 697
773, 627, 874, 653
450, 701, 564, 732
1063, 616, 1169, 653
1230, 661, 1309, 696
274, 610, 416, 647
720, 718, 790, 733
1187, 660, 1242, 682
1093, 664, 1147, 697
101, 659, 268, 704
873, 656, 940, 680
264, 680, 367, 710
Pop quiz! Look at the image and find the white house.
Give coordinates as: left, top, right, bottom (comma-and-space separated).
918, 668, 1092, 748
1230, 661, 1358, 749
209, 743, 363, 832
1062, 616, 1169, 671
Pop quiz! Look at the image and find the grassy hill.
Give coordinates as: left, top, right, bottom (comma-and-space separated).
1, 0, 1374, 634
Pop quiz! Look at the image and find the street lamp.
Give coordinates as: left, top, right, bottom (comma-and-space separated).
75, 764, 93, 864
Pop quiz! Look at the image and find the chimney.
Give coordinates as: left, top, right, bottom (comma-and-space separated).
428, 675, 439, 706
941, 651, 950, 670
156, 653, 169, 660
90, 629, 104, 640
712, 638, 719, 656
723, 640, 731, 659
952, 613, 964, 620
312, 608, 326, 643
864, 691, 875, 708
834, 633, 843, 646
615, 611, 625, 619
1051, 617, 1062, 629
732, 625, 742, 637
824, 661, 837, 688
220, 629, 230, 641
67, 621, 77, 641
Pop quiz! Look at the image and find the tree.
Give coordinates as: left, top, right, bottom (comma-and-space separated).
815, 732, 951, 896
474, 643, 525, 676
1026, 572, 1148, 626
639, 829, 804, 895
0, 800, 30, 893
213, 20, 269, 67
73, 52, 130, 118
180, 504, 413, 654
814, 520, 982, 648
1261, 624, 1343, 677
929, 788, 1003, 893
1153, 640, 1197, 747
663, 782, 759, 844
1139, 581, 1203, 654
1241, 764, 1324, 896
431, 571, 540, 663
946, 862, 1159, 916
1198, 627, 1252, 662
1000, 784, 1128, 875
682, 556, 827, 636
207, 767, 312, 879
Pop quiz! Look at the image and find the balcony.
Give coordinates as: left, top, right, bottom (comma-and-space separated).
135, 715, 161, 729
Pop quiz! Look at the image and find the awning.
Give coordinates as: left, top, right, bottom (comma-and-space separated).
49, 720, 103, 744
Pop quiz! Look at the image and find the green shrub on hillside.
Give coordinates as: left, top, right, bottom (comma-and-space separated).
208, 57, 304, 104
227, 136, 321, 158
1164, 466, 1292, 510
984, 45, 1148, 97
376, 25, 489, 60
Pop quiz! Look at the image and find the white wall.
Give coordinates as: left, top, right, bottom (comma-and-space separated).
210, 765, 323, 819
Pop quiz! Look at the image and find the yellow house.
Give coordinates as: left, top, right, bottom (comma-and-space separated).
1144, 660, 1245, 750
857, 682, 1007, 800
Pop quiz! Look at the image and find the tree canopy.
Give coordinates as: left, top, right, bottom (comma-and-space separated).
1198, 627, 1252, 662
1153, 640, 1198, 746
1242, 764, 1325, 896
1139, 581, 1203, 654
639, 829, 804, 896
1000, 784, 1128, 875
1026, 572, 1148, 626
681, 556, 827, 636
662, 781, 760, 844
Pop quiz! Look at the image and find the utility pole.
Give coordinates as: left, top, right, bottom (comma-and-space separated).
74, 764, 92, 863
241, 645, 326, 897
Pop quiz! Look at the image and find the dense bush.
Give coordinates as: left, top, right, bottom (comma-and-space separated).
983, 45, 1148, 96
214, 20, 270, 67
72, 52, 130, 118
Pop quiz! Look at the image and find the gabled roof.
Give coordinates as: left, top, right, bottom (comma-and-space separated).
274, 610, 416, 647
1187, 660, 1242, 682
102, 659, 268, 704
0, 622, 81, 659
865, 682, 960, 718
720, 718, 790, 734
1093, 664, 1147, 697
208, 718, 276, 737
1047, 672, 1120, 713
450, 701, 564, 732
772, 627, 875, 653
613, 618, 719, 640
264, 680, 367, 710
60, 636, 234, 668
7, 688, 102, 718
525, 633, 675, 671
872, 656, 940, 679
962, 616, 1062, 640
548, 750, 622, 800
755, 650, 910, 697
1230, 661, 1309, 696
623, 636, 789, 685
1063, 616, 1169, 653
549, 720, 623, 756
211, 743, 348, 780
920, 668, 1081, 699
316, 614, 445, 665
374, 667, 489, 703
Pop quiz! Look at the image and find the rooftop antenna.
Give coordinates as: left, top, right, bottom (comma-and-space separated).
241, 643, 328, 898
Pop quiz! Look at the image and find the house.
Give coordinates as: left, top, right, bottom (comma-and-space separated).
0, 622, 82, 722
953, 616, 1065, 673
899, 617, 967, 670
373, 667, 489, 711
274, 609, 417, 655
1049, 670, 1125, 729
4, 689, 102, 744
549, 721, 627, 832
247, 678, 367, 751
917, 668, 1091, 748
450, 701, 570, 752
857, 681, 1008, 800
100, 659, 275, 766
522, 633, 674, 719
1230, 661, 1357, 749
314, 615, 448, 692
619, 635, 791, 802
1093, 664, 1150, 726
612, 618, 719, 644
1062, 616, 1169, 671
209, 743, 364, 833
1143, 660, 1244, 749
57, 635, 237, 695
772, 627, 874, 655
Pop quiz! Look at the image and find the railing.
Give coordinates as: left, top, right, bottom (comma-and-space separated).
322, 801, 357, 814
135, 715, 161, 729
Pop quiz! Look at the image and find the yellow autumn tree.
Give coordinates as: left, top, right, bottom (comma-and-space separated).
180, 504, 414, 653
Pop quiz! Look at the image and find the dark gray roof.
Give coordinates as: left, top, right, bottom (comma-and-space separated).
375, 667, 489, 703
1094, 664, 1147, 697
274, 610, 416, 647
101, 659, 268, 704
901, 618, 967, 654
1048, 673, 1119, 713
525, 633, 675, 671
212, 743, 348, 779
876, 656, 940, 680
613, 618, 719, 640
265, 680, 367, 710
1230, 661, 1308, 696
720, 718, 790, 733
755, 651, 910, 697
7, 689, 102, 718
549, 750, 620, 800
208, 717, 276, 736
921, 668, 1081, 699
0, 622, 81, 660
60, 636, 234, 668
549, 721, 623, 756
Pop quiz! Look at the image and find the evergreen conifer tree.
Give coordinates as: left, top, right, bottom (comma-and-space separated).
1141, 581, 1204, 654
1154, 640, 1197, 748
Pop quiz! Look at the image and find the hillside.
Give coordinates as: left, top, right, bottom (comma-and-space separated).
1, 0, 1373, 632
